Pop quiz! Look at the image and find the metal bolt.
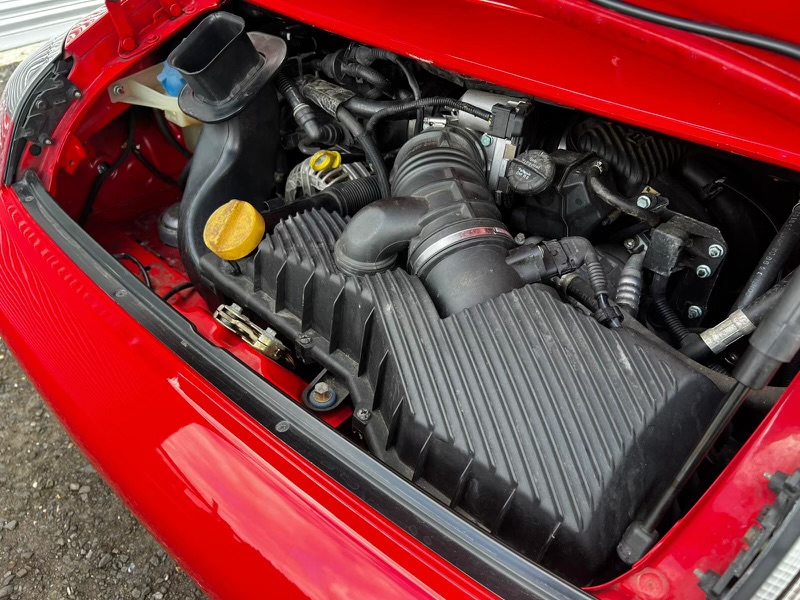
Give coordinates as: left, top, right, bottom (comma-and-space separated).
96, 163, 109, 174
687, 305, 703, 319
114, 289, 127, 298
355, 408, 371, 422
592, 160, 605, 173
112, 85, 125, 96
624, 238, 637, 250
311, 382, 334, 405
72, 90, 82, 99
514, 232, 526, 245
480, 134, 492, 147
275, 421, 290, 433
636, 195, 652, 209
696, 264, 712, 278
34, 99, 47, 110
708, 243, 725, 258
297, 334, 311, 346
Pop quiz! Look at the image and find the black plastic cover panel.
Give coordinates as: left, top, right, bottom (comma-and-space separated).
202, 208, 719, 583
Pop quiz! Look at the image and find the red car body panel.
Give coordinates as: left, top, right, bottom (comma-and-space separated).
2, 0, 800, 598
0, 186, 498, 600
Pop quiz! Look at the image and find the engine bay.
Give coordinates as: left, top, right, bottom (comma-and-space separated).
36, 3, 800, 588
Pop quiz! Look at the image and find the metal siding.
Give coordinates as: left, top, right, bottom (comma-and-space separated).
0, 0, 103, 52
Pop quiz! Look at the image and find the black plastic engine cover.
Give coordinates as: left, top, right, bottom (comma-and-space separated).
201, 208, 720, 583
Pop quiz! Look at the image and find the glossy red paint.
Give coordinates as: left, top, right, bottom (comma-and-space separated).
0, 183, 496, 600
32, 0, 800, 199
3, 0, 800, 597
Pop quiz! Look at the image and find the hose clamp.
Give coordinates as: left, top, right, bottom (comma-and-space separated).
410, 226, 513, 274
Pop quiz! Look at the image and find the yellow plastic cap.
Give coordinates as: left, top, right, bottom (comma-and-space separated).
310, 149, 342, 172
203, 199, 266, 261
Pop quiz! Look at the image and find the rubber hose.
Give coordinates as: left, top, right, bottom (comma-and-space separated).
732, 202, 800, 311
338, 62, 392, 96
276, 71, 343, 145
365, 97, 492, 132
350, 46, 423, 133
318, 175, 383, 215
335, 107, 391, 198
651, 274, 689, 344
587, 163, 662, 228
681, 271, 794, 362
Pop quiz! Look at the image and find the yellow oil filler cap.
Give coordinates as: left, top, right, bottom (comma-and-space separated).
310, 149, 342, 172
203, 200, 265, 261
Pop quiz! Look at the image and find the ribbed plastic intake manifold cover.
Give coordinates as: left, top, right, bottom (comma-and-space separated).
200, 208, 720, 584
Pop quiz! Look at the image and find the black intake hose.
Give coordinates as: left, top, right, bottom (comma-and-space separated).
732, 202, 800, 311
335, 127, 521, 316
169, 15, 284, 291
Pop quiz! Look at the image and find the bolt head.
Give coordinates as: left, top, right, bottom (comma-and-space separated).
480, 134, 492, 147
687, 305, 703, 319
514, 233, 526, 245
355, 408, 371, 422
314, 382, 330, 395
72, 90, 82, 99
636, 195, 652, 209
696, 264, 712, 278
112, 85, 125, 96
708, 243, 724, 258
624, 238, 637, 250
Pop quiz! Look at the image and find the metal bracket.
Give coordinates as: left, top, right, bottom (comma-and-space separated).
214, 303, 294, 366
17, 59, 81, 149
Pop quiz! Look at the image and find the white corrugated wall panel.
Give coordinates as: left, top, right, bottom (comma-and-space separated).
0, 0, 103, 52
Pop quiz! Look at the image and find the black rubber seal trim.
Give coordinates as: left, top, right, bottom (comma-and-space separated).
13, 170, 590, 600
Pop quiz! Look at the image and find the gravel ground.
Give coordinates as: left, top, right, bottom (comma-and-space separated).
0, 52, 205, 600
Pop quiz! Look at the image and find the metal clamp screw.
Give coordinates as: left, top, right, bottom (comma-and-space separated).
636, 195, 652, 209
355, 408, 371, 422
708, 244, 725, 258
687, 305, 703, 319
696, 264, 712, 279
